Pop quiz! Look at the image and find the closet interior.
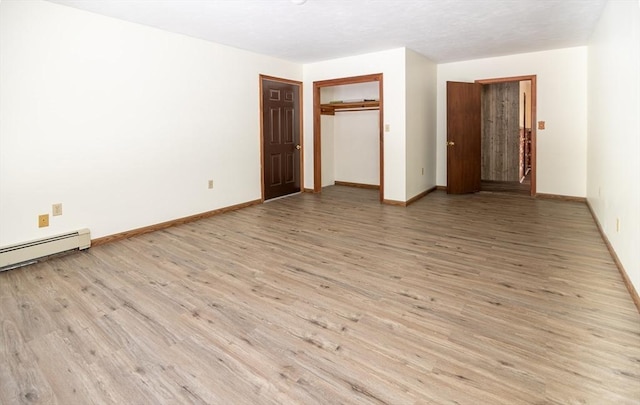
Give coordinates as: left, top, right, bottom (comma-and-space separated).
319, 82, 380, 189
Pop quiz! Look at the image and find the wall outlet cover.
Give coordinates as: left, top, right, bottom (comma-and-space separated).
39, 214, 49, 228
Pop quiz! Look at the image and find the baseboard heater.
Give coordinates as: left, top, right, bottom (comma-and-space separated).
0, 228, 91, 271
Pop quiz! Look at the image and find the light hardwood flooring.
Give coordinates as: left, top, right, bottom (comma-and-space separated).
1, 186, 639, 404
481, 180, 531, 195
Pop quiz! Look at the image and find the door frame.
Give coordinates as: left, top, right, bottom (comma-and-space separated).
259, 74, 304, 202
475, 75, 537, 196
313, 73, 384, 202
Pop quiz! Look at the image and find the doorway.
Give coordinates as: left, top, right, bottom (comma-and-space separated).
446, 75, 537, 196
313, 73, 384, 202
260, 75, 303, 201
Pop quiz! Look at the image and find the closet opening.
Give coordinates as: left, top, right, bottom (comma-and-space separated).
313, 73, 384, 202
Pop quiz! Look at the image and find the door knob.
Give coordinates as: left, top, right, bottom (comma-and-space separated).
296, 144, 301, 150
447, 141, 455, 146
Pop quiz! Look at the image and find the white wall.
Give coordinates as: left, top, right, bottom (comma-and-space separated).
320, 86, 336, 186
320, 115, 336, 187
587, 0, 640, 293
303, 48, 407, 201
436, 47, 588, 197
519, 80, 532, 129
0, 0, 301, 245
405, 49, 437, 200
334, 110, 380, 186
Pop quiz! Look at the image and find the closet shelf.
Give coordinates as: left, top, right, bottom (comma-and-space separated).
320, 100, 379, 115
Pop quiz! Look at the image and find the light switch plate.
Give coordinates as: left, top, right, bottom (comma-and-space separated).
52, 203, 62, 216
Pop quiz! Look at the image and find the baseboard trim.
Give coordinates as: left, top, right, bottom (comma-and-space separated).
303, 188, 315, 193
382, 199, 406, 207
586, 200, 640, 313
406, 186, 437, 206
436, 188, 584, 202
334, 181, 380, 190
382, 186, 438, 207
536, 193, 586, 203
92, 199, 262, 247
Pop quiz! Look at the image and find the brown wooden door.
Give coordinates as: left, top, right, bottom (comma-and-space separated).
447, 81, 482, 194
262, 79, 301, 200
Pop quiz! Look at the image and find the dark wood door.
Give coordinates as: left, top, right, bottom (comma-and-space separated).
447, 81, 482, 194
262, 79, 301, 200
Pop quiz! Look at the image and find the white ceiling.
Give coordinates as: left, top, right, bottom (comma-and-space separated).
47, 0, 608, 63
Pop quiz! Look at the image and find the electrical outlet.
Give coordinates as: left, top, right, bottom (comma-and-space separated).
52, 203, 62, 216
538, 121, 546, 130
39, 214, 49, 228
385, 124, 390, 132
208, 180, 214, 189
616, 218, 620, 233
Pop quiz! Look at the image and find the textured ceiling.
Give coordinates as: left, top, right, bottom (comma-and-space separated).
47, 0, 607, 63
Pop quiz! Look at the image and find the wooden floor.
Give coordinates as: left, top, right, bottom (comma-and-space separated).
481, 177, 531, 195
1, 186, 639, 404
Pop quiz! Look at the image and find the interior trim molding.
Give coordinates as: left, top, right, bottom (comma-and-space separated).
476, 75, 537, 197
334, 181, 379, 190
436, 185, 447, 191
586, 200, 640, 313
382, 199, 406, 207
92, 199, 262, 247
535, 193, 586, 203
381, 186, 437, 207
406, 186, 437, 205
